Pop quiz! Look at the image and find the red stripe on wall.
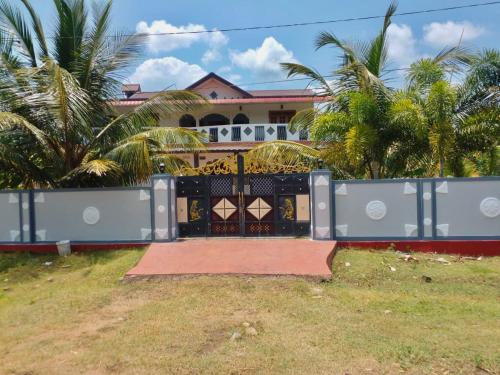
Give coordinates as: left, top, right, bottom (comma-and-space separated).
337, 241, 500, 257
0, 241, 498, 257
0, 243, 149, 254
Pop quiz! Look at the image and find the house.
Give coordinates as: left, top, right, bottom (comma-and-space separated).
113, 72, 322, 167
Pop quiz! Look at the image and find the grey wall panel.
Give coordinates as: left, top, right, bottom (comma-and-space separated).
34, 190, 151, 242
435, 180, 500, 237
0, 192, 21, 242
334, 182, 419, 238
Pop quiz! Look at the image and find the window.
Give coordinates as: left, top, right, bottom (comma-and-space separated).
199, 114, 230, 127
255, 126, 265, 141
233, 113, 249, 124
209, 128, 218, 142
269, 110, 296, 124
179, 114, 196, 127
277, 125, 287, 140
299, 129, 308, 140
231, 127, 241, 141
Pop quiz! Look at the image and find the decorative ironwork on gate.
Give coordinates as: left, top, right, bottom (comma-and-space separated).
176, 173, 310, 237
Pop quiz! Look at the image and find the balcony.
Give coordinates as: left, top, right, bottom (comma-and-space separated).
188, 124, 309, 143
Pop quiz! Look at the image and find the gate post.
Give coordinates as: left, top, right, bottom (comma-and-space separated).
151, 174, 177, 242
310, 170, 333, 240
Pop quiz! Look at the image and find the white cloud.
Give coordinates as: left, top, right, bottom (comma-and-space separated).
217, 66, 232, 74
387, 23, 419, 67
136, 20, 228, 53
201, 49, 221, 65
227, 74, 242, 83
230, 37, 297, 78
128, 57, 207, 90
423, 21, 485, 48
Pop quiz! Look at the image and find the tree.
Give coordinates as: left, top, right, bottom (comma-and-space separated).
0, 0, 206, 188
253, 1, 497, 178
393, 49, 499, 177
253, 1, 427, 179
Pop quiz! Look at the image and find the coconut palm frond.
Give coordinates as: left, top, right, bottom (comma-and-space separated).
53, 0, 87, 71
77, 0, 113, 91
143, 127, 207, 152
389, 97, 427, 138
362, 0, 397, 77
288, 108, 319, 132
281, 62, 334, 97
0, 112, 48, 145
433, 45, 472, 71
95, 90, 206, 143
315, 31, 357, 65
0, 0, 37, 66
105, 133, 154, 183
20, 0, 48, 58
345, 123, 377, 165
310, 112, 351, 143
247, 140, 320, 166
63, 158, 123, 178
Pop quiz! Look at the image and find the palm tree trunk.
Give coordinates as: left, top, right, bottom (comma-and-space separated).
370, 161, 380, 179
439, 156, 445, 177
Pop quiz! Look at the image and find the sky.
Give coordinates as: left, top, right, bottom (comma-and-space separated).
26, 0, 500, 92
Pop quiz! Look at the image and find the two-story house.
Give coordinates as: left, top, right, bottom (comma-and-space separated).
113, 72, 321, 167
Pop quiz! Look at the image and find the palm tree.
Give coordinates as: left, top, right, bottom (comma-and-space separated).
0, 0, 206, 188
253, 1, 427, 179
394, 49, 499, 177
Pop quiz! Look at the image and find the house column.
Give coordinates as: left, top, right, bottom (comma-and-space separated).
310, 170, 333, 240
151, 174, 177, 242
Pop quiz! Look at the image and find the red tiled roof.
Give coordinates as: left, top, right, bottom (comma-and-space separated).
248, 89, 314, 97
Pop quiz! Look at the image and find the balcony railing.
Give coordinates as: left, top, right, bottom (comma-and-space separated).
188, 123, 309, 143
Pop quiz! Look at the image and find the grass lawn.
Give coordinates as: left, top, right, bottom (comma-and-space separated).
0, 247, 498, 375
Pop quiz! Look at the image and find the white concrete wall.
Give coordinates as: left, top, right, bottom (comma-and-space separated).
115, 102, 313, 127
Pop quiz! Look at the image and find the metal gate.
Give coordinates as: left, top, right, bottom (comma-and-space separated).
176, 173, 310, 237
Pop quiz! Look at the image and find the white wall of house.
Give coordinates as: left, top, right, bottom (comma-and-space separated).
161, 102, 313, 127
114, 101, 313, 127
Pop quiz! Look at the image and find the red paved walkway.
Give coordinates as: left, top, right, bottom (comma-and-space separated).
127, 239, 337, 279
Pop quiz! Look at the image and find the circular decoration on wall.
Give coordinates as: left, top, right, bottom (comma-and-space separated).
424, 218, 432, 226
318, 202, 327, 210
157, 205, 166, 213
423, 192, 432, 201
365, 200, 387, 221
83, 206, 100, 225
479, 197, 500, 218
22, 202, 29, 210
23, 224, 29, 231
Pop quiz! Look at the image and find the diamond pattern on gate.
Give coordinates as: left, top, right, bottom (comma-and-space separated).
210, 176, 233, 196
246, 198, 272, 220
250, 176, 274, 195
212, 198, 237, 220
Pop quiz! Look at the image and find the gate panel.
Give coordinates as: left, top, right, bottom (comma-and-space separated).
244, 176, 275, 236
177, 176, 208, 237
208, 175, 240, 236
274, 174, 310, 236
177, 173, 311, 237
